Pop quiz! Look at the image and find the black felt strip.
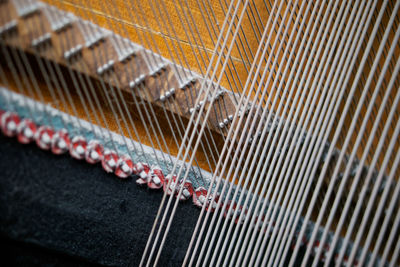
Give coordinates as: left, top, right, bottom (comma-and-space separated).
0, 134, 200, 266
0, 133, 309, 267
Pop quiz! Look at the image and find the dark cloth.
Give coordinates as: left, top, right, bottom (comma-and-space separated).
0, 134, 200, 266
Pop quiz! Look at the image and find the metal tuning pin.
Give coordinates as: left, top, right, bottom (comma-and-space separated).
63, 44, 83, 61
97, 60, 115, 76
31, 33, 52, 49
0, 20, 18, 37
129, 74, 146, 89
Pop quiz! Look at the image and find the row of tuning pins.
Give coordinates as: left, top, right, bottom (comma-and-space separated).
2, 0, 238, 135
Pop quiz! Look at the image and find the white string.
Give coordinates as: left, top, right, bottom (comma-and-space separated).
22, 0, 87, 139
182, 0, 284, 264
387, 215, 400, 267
303, 3, 398, 265
1, 1, 399, 265
250, 1, 362, 265
232, 0, 352, 265
85, 0, 179, 168
368, 122, 400, 266
231, 0, 340, 265
140, 1, 244, 265
325, 20, 400, 267
150, 2, 258, 264
197, 1, 304, 266
354, 65, 400, 266
1, 1, 57, 131
74, 0, 143, 159
259, 0, 374, 265
289, 0, 391, 264
50, 0, 123, 154
277, 0, 386, 264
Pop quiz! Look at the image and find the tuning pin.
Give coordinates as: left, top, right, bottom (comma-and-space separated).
115, 155, 133, 178
51, 129, 70, 154
1, 112, 20, 137
35, 125, 54, 150
148, 165, 164, 189
69, 136, 87, 160
85, 140, 104, 164
134, 162, 150, 185
17, 118, 37, 144
178, 180, 194, 201
101, 149, 118, 173
163, 174, 179, 195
